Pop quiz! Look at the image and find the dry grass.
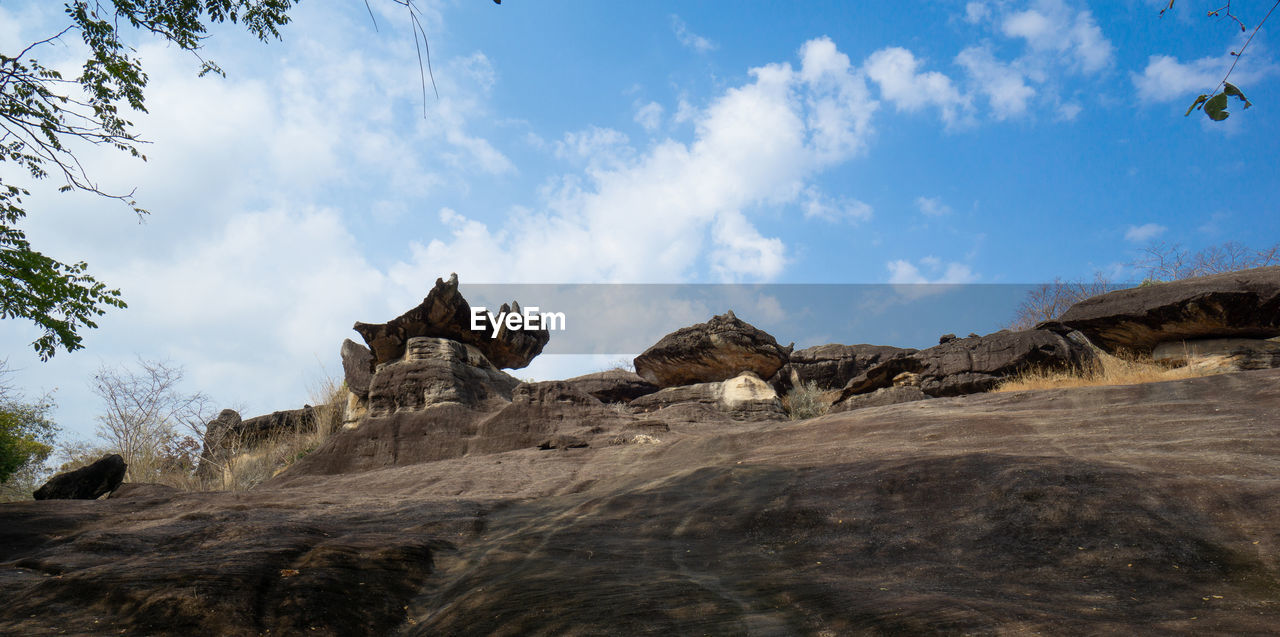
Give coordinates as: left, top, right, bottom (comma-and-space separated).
995, 351, 1227, 392
782, 381, 831, 421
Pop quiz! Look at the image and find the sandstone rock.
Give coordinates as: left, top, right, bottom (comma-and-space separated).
832, 386, 930, 412
33, 454, 126, 500
196, 407, 317, 478
771, 343, 918, 393
1055, 266, 1280, 354
939, 333, 957, 344
352, 273, 549, 369
633, 311, 792, 388
563, 369, 659, 403
840, 329, 1097, 399
630, 371, 785, 420
107, 483, 179, 500
1152, 337, 1280, 371
341, 339, 375, 398
367, 336, 520, 416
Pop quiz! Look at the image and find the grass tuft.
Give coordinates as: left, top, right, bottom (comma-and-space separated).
995, 350, 1227, 392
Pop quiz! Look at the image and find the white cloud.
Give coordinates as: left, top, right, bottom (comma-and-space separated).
393, 37, 878, 284
803, 186, 873, 223
634, 101, 664, 131
965, 2, 991, 24
1001, 0, 1113, 73
864, 47, 970, 126
915, 195, 952, 217
887, 259, 978, 284
1124, 223, 1167, 243
956, 46, 1035, 119
1056, 101, 1082, 120
671, 15, 717, 53
1132, 54, 1235, 102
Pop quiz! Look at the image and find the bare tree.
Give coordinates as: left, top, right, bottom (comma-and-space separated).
90, 358, 213, 479
1133, 241, 1280, 282
1007, 274, 1116, 330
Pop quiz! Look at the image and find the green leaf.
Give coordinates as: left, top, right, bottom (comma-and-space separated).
1207, 109, 1230, 121
1203, 92, 1229, 120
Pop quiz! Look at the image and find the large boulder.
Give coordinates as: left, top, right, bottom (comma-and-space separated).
633, 311, 792, 388
563, 369, 659, 403
771, 343, 918, 393
629, 371, 786, 421
33, 454, 127, 500
195, 407, 316, 479
341, 339, 375, 398
353, 273, 549, 369
839, 329, 1097, 400
366, 336, 520, 416
1055, 266, 1280, 355
1152, 337, 1280, 372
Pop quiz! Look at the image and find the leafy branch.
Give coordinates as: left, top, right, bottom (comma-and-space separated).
1165, 0, 1280, 121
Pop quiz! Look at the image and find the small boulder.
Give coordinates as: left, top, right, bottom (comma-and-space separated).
633, 311, 792, 388
1056, 266, 1280, 355
33, 454, 127, 500
563, 369, 659, 403
352, 273, 549, 369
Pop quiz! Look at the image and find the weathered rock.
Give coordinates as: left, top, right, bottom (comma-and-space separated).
341, 338, 375, 398
1153, 337, 1280, 371
771, 343, 918, 393
367, 336, 520, 416
1055, 266, 1280, 354
195, 409, 243, 479
634, 311, 792, 388
196, 407, 317, 479
107, 483, 179, 500
563, 369, 659, 403
939, 333, 957, 344
352, 273, 549, 369
840, 329, 1097, 399
33, 454, 126, 500
832, 385, 930, 412
630, 371, 786, 420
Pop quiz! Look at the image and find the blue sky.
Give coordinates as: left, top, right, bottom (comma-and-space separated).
1, 0, 1278, 441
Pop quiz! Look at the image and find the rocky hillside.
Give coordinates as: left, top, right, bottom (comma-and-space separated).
2, 268, 1278, 635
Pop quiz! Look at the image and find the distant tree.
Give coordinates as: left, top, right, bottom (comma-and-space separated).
0, 360, 58, 493
1133, 240, 1279, 281
1007, 275, 1117, 330
90, 358, 211, 481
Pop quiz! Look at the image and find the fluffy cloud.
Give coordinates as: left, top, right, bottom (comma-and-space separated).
887, 259, 979, 284
955, 46, 1036, 119
394, 37, 878, 283
634, 101, 664, 131
1001, 0, 1113, 74
1124, 223, 1167, 243
865, 47, 970, 126
803, 186, 873, 223
1133, 55, 1228, 102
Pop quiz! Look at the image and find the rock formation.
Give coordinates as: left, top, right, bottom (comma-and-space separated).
563, 369, 659, 403
630, 371, 786, 420
32, 454, 126, 500
633, 310, 792, 388
341, 338, 375, 398
1152, 337, 1280, 372
770, 343, 918, 393
366, 336, 520, 415
837, 328, 1097, 403
352, 273, 549, 369
1056, 265, 1280, 354
196, 407, 317, 478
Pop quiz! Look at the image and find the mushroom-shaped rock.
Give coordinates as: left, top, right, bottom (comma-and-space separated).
633, 311, 791, 388
33, 454, 127, 500
1054, 266, 1280, 355
352, 273, 550, 369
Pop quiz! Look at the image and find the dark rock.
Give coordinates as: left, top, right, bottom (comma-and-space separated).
840, 329, 1097, 399
771, 343, 918, 393
352, 273, 549, 369
1055, 266, 1280, 354
939, 333, 957, 344
195, 409, 242, 479
367, 336, 520, 416
341, 339, 375, 398
33, 454, 126, 500
196, 407, 317, 479
633, 311, 792, 388
563, 369, 659, 403
629, 372, 786, 420
832, 386, 930, 412
107, 483, 179, 500
1152, 337, 1280, 372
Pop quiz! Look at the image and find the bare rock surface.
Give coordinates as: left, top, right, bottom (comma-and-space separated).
352, 273, 549, 369
1153, 336, 1280, 371
32, 454, 127, 500
562, 369, 658, 403
630, 371, 786, 420
840, 328, 1096, 400
771, 343, 918, 393
634, 311, 792, 388
340, 338, 375, 398
1056, 265, 1280, 354
4, 370, 1280, 635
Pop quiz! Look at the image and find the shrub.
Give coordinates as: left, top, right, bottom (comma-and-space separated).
782, 381, 830, 421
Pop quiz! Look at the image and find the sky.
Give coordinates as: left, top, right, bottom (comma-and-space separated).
1, 0, 1278, 442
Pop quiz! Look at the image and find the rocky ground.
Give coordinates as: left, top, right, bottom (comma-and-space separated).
3, 368, 1278, 635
